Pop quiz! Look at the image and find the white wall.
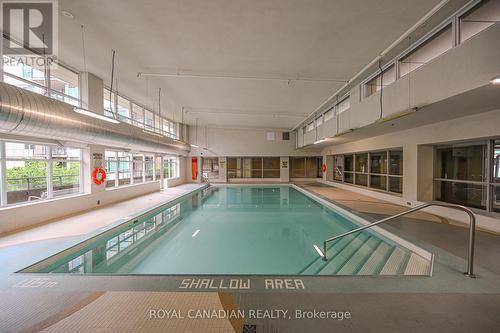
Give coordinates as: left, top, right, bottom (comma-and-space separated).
165, 157, 188, 188
321, 108, 500, 232
188, 126, 319, 157
0, 181, 160, 235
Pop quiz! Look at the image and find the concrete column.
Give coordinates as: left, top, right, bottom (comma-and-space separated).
80, 72, 104, 114
402, 144, 418, 201
325, 155, 334, 182
89, 145, 106, 195
417, 145, 435, 202
280, 157, 289, 182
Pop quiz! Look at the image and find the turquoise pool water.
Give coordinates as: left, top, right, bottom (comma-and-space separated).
24, 186, 428, 275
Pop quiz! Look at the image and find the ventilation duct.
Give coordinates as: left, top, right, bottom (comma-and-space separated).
0, 82, 190, 154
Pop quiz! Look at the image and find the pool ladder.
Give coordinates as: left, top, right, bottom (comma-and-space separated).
321, 202, 477, 278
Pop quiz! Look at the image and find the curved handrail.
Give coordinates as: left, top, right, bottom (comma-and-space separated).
321, 202, 476, 277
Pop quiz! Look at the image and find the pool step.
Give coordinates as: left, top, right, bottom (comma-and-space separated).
336, 237, 381, 275
299, 234, 357, 275
317, 233, 370, 275
357, 241, 393, 275
380, 247, 410, 275
404, 253, 431, 275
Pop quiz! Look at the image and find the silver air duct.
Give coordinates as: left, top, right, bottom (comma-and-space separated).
0, 82, 190, 154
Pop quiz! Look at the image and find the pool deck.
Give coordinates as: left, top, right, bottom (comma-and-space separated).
0, 182, 499, 332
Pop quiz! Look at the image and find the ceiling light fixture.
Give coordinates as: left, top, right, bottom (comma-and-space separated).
74, 107, 120, 124
491, 76, 500, 85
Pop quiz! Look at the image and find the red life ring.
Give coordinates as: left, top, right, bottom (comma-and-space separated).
321, 164, 326, 173
92, 167, 107, 185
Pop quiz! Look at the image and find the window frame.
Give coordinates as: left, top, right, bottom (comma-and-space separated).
0, 141, 83, 206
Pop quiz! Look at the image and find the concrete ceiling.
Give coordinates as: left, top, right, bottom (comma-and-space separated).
58, 0, 443, 129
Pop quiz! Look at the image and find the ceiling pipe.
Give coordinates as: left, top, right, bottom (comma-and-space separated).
291, 0, 451, 131
0, 82, 190, 154
138, 71, 347, 84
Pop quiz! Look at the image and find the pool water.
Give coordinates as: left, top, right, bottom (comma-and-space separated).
23, 186, 431, 275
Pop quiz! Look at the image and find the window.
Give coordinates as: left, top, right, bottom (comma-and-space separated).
49, 66, 80, 106
344, 155, 354, 183
263, 157, 280, 178
337, 96, 350, 114
399, 25, 453, 78
202, 158, 219, 180
364, 64, 396, 98
227, 157, 286, 179
132, 104, 144, 128
3, 55, 80, 106
133, 155, 144, 183
324, 109, 334, 122
355, 153, 368, 186
315, 117, 323, 128
118, 152, 132, 186
290, 157, 322, 178
2, 141, 82, 205
370, 152, 388, 190
104, 88, 116, 118
332, 150, 403, 194
144, 110, 154, 131
155, 157, 162, 181
145, 155, 155, 181
435, 144, 487, 209
117, 96, 131, 123
460, 0, 500, 43
51, 147, 82, 198
163, 157, 179, 179
105, 150, 118, 188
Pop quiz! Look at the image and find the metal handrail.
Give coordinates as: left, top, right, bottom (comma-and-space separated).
321, 202, 477, 277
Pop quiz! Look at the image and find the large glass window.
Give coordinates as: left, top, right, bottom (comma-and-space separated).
51, 147, 82, 198
105, 150, 118, 188
117, 96, 131, 123
332, 150, 403, 194
263, 157, 280, 178
118, 152, 132, 186
3, 56, 80, 106
435, 144, 487, 209
290, 157, 322, 178
399, 25, 453, 78
145, 155, 155, 181
144, 110, 154, 131
460, 0, 500, 43
493, 140, 500, 212
163, 157, 179, 179
132, 104, 145, 128
104, 88, 116, 118
133, 155, 144, 183
364, 65, 396, 98
202, 158, 219, 180
2, 142, 81, 205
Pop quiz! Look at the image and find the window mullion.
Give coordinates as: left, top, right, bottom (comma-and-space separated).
47, 146, 53, 199
0, 142, 7, 206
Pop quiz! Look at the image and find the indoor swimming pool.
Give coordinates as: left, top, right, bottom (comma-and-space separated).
21, 185, 432, 276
